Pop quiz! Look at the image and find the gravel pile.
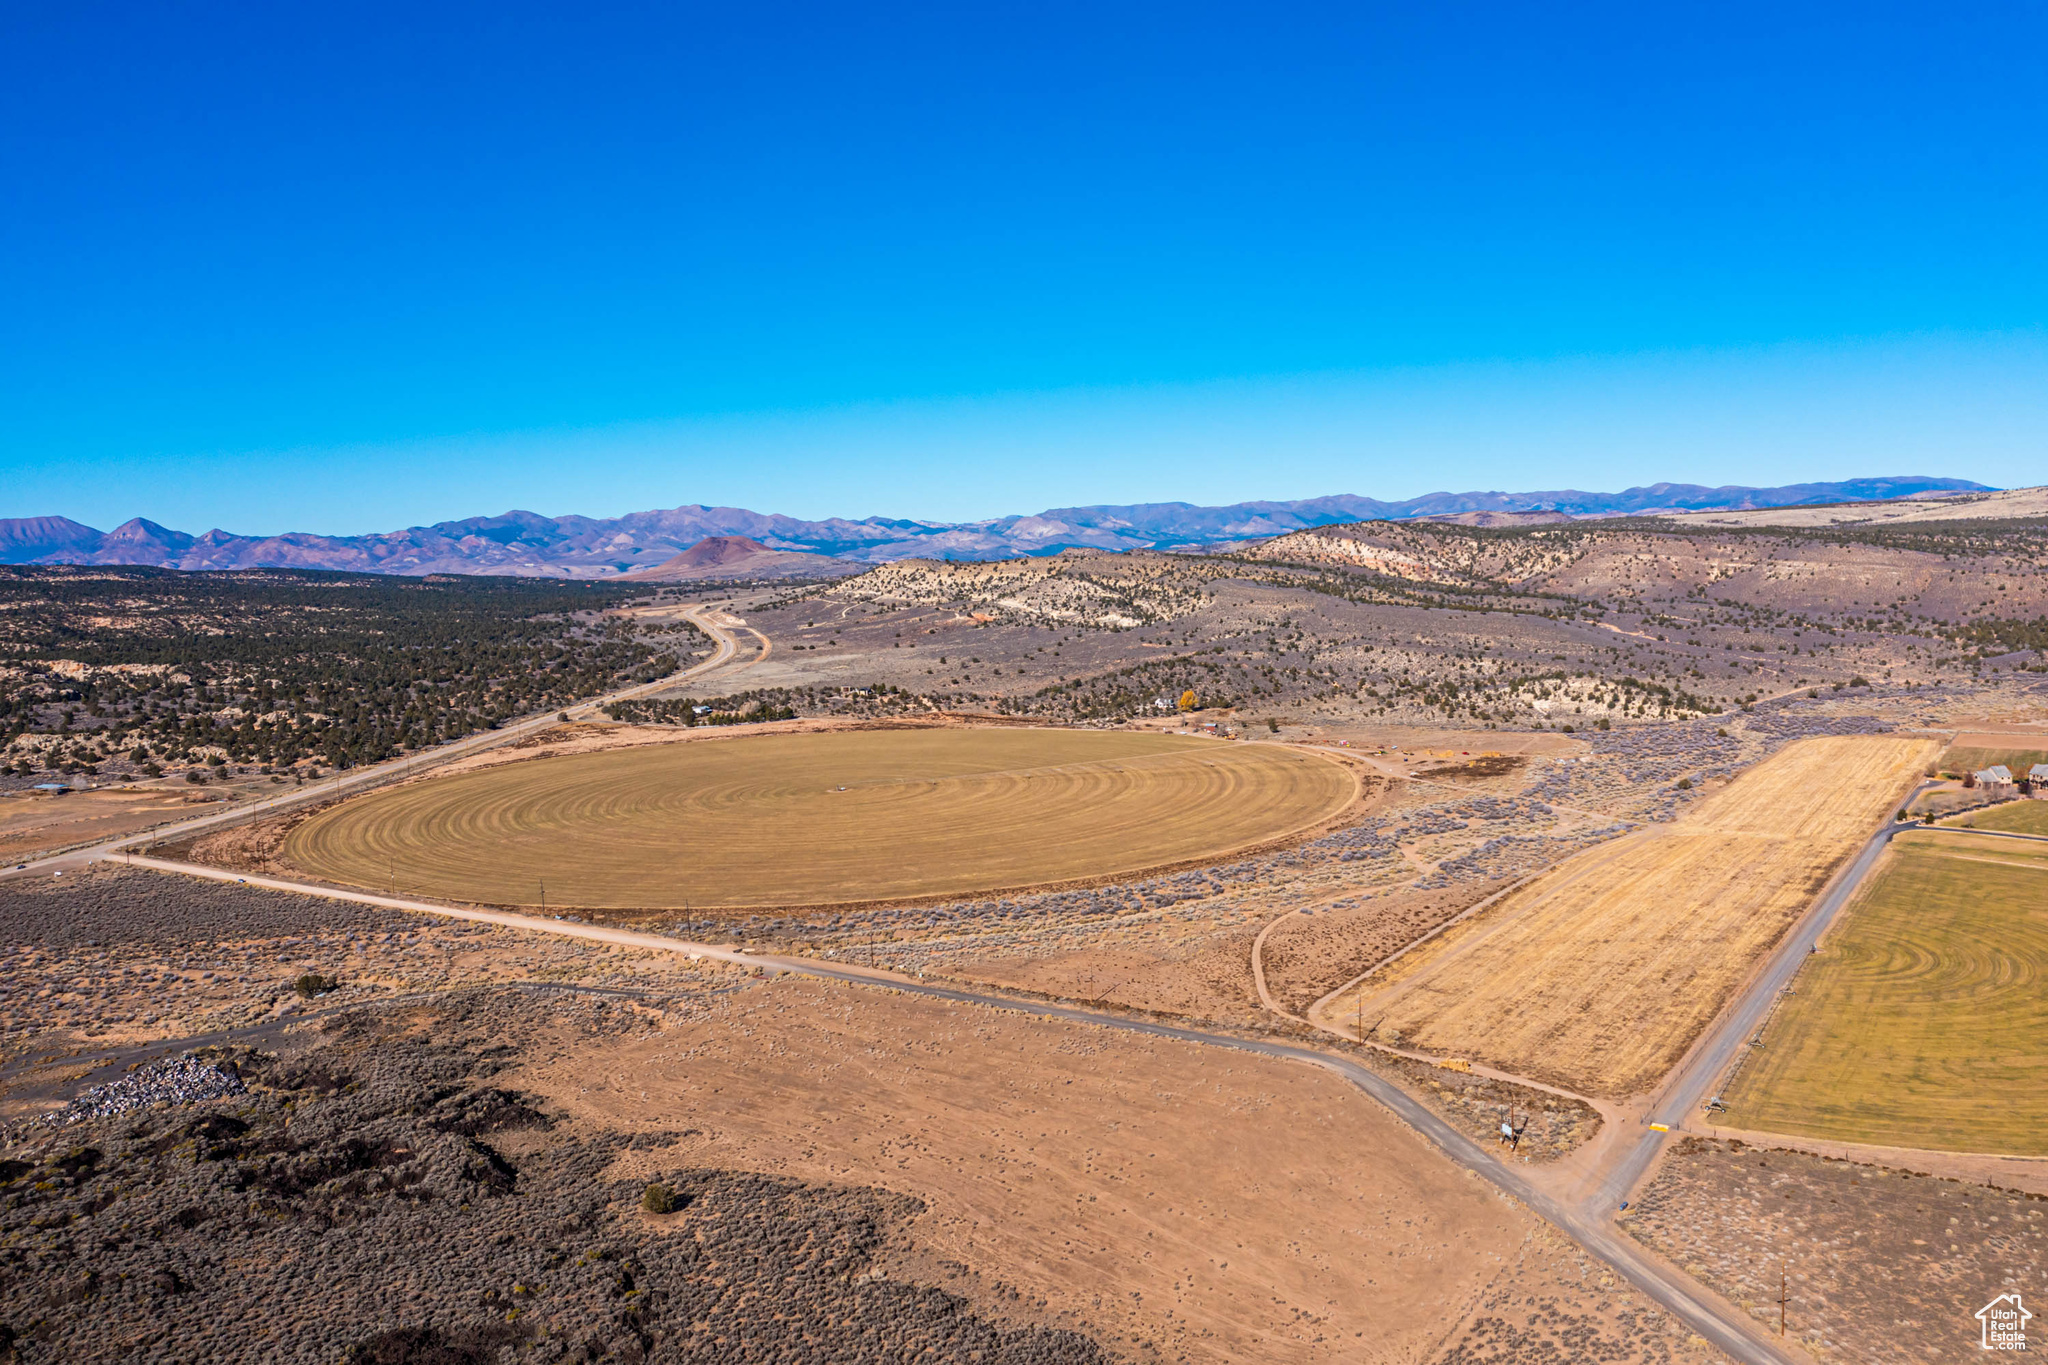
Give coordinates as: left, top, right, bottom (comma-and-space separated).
31, 1053, 245, 1130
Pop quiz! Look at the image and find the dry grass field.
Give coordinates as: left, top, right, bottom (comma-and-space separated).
1720, 831, 2048, 1154
283, 728, 1354, 911
1313, 736, 1937, 1098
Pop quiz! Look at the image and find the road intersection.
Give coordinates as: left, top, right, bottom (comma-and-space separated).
4, 601, 1886, 1362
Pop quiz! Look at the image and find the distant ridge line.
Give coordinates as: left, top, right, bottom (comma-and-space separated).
0, 476, 1995, 578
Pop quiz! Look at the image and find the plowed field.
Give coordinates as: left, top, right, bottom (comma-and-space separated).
283, 729, 1354, 910
1314, 735, 1937, 1098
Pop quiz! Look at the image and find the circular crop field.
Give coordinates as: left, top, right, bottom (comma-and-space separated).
282, 728, 1356, 910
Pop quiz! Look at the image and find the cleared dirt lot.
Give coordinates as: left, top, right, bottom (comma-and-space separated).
283, 728, 1356, 911
1721, 832, 2048, 1154
1315, 736, 1938, 1098
522, 976, 1725, 1365
949, 921, 1272, 1028
0, 786, 231, 862
1625, 1137, 2048, 1364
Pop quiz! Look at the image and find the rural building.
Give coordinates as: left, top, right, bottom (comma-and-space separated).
2030, 762, 2048, 795
1973, 766, 2016, 797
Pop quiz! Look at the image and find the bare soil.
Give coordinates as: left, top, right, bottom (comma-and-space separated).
945, 922, 1269, 1028
169, 796, 336, 875
1624, 1136, 2048, 1363
0, 990, 1113, 1365
1351, 1047, 1603, 1163
0, 787, 231, 863
520, 974, 1727, 1365
0, 865, 726, 1117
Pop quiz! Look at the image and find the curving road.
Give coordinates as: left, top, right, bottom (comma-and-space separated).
14, 612, 1926, 1363
111, 844, 1816, 1364
2, 602, 759, 879
1259, 784, 1938, 1362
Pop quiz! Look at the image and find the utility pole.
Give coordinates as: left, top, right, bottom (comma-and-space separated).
540, 879, 546, 913
1778, 1269, 1789, 1337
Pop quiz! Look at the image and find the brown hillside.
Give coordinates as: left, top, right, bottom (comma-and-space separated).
621, 535, 847, 581
1246, 518, 2048, 622
672, 535, 772, 566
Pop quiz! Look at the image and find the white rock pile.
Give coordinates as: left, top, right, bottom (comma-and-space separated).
37, 1053, 245, 1129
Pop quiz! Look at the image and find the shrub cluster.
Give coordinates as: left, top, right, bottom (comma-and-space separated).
0, 566, 670, 777
0, 991, 1111, 1364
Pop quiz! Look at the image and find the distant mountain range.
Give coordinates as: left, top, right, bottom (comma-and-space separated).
0, 476, 1993, 577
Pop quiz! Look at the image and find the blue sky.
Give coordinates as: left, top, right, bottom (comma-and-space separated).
4, 2, 2044, 532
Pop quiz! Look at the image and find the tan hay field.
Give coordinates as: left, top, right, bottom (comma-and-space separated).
1315, 736, 1937, 1098
283, 728, 1354, 910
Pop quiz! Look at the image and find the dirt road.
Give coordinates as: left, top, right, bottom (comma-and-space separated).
1594, 791, 1942, 1210
0, 602, 759, 880
1290, 786, 1937, 1359
10, 605, 1850, 1362
110, 849, 1808, 1365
